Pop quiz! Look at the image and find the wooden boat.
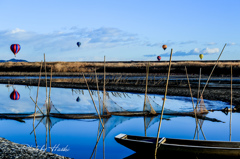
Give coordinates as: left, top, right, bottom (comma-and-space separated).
115, 134, 240, 157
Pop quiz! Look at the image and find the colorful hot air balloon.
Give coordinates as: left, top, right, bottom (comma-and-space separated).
157, 56, 161, 61
77, 42, 81, 47
76, 96, 80, 102
162, 45, 167, 50
199, 54, 204, 60
10, 44, 21, 56
10, 89, 20, 100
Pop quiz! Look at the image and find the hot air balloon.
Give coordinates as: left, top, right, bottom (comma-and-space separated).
10, 44, 21, 56
162, 45, 167, 50
76, 96, 80, 102
199, 54, 203, 60
157, 56, 161, 61
77, 42, 81, 47
10, 89, 20, 100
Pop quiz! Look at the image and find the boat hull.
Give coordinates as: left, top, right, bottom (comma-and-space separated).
115, 134, 240, 157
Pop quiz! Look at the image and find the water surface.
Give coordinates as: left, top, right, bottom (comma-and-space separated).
0, 84, 238, 159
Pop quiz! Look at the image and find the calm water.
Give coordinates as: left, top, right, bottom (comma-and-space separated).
0, 84, 239, 159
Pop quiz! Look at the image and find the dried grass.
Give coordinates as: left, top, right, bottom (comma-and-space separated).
0, 61, 240, 73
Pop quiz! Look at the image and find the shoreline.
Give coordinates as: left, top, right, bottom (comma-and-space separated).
0, 137, 71, 159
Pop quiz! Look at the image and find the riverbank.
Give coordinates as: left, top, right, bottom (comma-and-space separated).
0, 60, 239, 111
0, 137, 70, 159
1, 77, 239, 111
0, 60, 240, 76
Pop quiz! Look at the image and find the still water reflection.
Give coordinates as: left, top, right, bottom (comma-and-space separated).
0, 84, 230, 114
0, 84, 239, 159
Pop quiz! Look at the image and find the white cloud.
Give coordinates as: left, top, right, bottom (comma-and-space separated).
0, 27, 142, 61
161, 47, 220, 57
228, 42, 236, 46
180, 40, 197, 45
207, 42, 217, 45
192, 48, 200, 53
145, 41, 175, 47
202, 48, 219, 54
87, 27, 138, 46
0, 27, 139, 49
9, 28, 26, 34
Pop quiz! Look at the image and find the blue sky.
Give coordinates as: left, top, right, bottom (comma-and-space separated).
0, 0, 239, 62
